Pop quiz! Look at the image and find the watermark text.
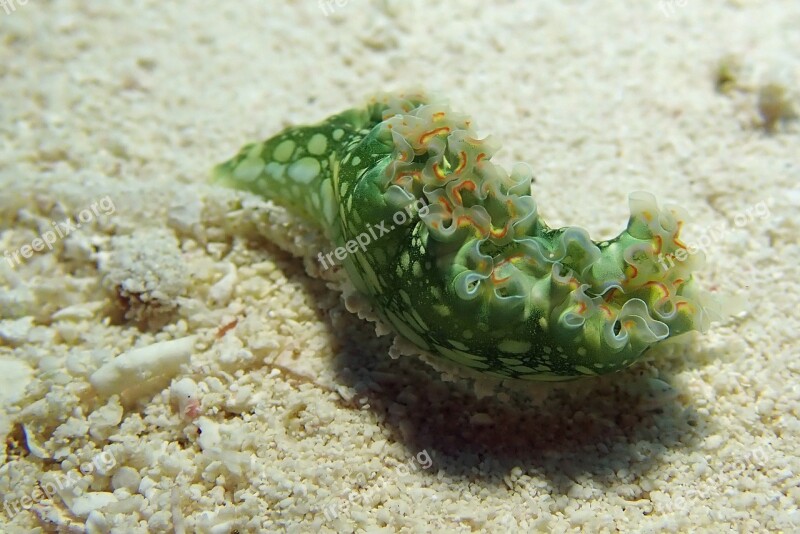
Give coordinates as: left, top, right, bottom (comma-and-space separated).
3, 195, 115, 269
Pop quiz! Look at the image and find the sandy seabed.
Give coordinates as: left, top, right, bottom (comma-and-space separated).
1, 1, 799, 532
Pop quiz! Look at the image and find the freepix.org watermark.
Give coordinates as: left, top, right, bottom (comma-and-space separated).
2, 195, 116, 269
3, 450, 117, 519
1, 0, 31, 16
658, 0, 688, 18
317, 197, 429, 270
318, 0, 349, 17
657, 198, 771, 272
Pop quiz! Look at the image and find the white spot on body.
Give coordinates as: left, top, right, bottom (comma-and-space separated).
288, 157, 321, 184
498, 340, 532, 354
448, 339, 469, 351
433, 304, 451, 316
265, 162, 285, 182
320, 179, 337, 225
246, 143, 264, 159
400, 252, 410, 271
233, 158, 264, 181
272, 140, 296, 162
308, 133, 328, 156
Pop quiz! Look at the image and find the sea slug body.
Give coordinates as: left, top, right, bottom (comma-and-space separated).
213, 93, 715, 381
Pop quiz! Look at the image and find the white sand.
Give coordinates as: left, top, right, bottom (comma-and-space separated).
1, 1, 799, 532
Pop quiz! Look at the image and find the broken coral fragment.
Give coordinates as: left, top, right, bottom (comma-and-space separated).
90, 336, 196, 399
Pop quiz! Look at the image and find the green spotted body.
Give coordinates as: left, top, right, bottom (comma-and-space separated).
214, 94, 714, 381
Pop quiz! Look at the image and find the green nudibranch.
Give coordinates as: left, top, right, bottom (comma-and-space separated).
214, 93, 715, 381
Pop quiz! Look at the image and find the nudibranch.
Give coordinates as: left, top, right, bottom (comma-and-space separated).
213, 93, 714, 381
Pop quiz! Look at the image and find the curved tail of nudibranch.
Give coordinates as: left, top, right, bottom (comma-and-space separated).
212, 105, 377, 226
214, 93, 717, 381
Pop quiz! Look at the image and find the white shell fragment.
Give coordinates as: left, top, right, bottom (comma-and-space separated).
89, 336, 197, 398
170, 377, 200, 419
68, 492, 118, 517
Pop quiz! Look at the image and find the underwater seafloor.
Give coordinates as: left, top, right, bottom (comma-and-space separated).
1, 1, 799, 532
